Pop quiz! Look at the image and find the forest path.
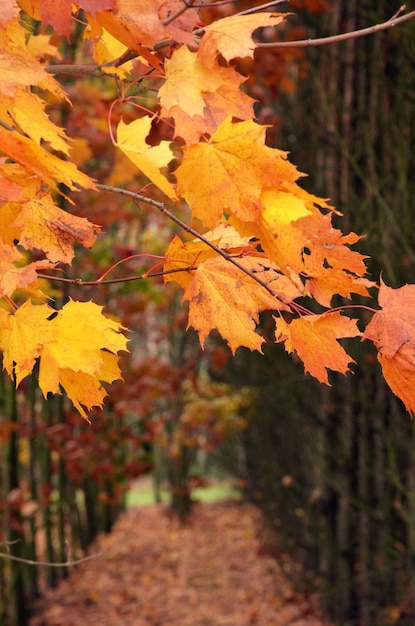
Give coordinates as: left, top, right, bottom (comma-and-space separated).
30, 502, 332, 626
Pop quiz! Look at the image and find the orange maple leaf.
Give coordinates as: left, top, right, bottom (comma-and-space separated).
0, 126, 95, 192
363, 280, 415, 414
96, 0, 169, 51
183, 256, 292, 354
198, 13, 285, 67
3, 191, 98, 264
0, 51, 48, 96
275, 312, 361, 384
160, 46, 255, 141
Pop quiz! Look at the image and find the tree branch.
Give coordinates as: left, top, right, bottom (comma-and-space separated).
38, 266, 196, 286
257, 7, 415, 48
94, 184, 288, 305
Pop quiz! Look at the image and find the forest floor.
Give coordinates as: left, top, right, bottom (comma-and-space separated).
29, 500, 333, 626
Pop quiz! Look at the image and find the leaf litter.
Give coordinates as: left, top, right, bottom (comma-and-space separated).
30, 501, 332, 626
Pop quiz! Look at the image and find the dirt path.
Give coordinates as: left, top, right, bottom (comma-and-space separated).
30, 502, 332, 626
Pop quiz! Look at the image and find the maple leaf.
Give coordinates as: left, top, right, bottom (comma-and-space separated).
96, 0, 167, 51
0, 51, 48, 96
56, 352, 122, 420
275, 312, 361, 384
164, 235, 217, 291
3, 191, 99, 264
0, 299, 129, 419
34, 0, 116, 37
363, 280, 415, 414
160, 46, 223, 118
116, 117, 177, 200
10, 90, 70, 154
0, 300, 53, 386
0, 126, 95, 192
175, 117, 300, 228
0, 254, 54, 298
159, 47, 255, 142
198, 13, 285, 67
85, 17, 133, 79
183, 256, 289, 354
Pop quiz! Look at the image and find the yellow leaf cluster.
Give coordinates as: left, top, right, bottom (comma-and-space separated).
0, 300, 128, 420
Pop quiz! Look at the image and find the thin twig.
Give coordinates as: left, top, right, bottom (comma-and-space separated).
236, 0, 288, 17
0, 550, 107, 567
37, 266, 196, 286
257, 7, 415, 48
162, 0, 196, 26
95, 184, 287, 304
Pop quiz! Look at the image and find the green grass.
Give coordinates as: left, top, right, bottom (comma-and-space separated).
126, 481, 241, 507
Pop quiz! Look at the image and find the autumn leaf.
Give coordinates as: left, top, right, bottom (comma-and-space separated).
374, 348, 415, 416
0, 51, 48, 96
34, 0, 116, 37
198, 13, 285, 67
183, 256, 289, 354
160, 47, 255, 142
363, 280, 415, 357
363, 280, 415, 413
275, 312, 361, 384
3, 191, 99, 264
0, 251, 54, 298
0, 299, 129, 419
96, 0, 168, 51
160, 46, 223, 118
0, 126, 95, 192
116, 117, 177, 200
11, 90, 70, 154
176, 117, 300, 228
0, 300, 53, 386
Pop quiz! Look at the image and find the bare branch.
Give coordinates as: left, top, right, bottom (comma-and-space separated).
257, 7, 415, 49
0, 549, 107, 567
162, 0, 197, 27
37, 266, 197, 286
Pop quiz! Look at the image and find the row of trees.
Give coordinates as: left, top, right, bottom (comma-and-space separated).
238, 1, 415, 624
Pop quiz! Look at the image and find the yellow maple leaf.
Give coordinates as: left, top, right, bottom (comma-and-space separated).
85, 16, 133, 79
160, 51, 255, 143
275, 312, 361, 384
116, 116, 177, 200
11, 90, 70, 154
0, 300, 53, 385
160, 46, 223, 118
40, 299, 128, 376
198, 13, 285, 67
176, 117, 300, 228
0, 299, 129, 419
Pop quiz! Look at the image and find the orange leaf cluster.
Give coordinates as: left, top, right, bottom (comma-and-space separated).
0, 1, 414, 417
